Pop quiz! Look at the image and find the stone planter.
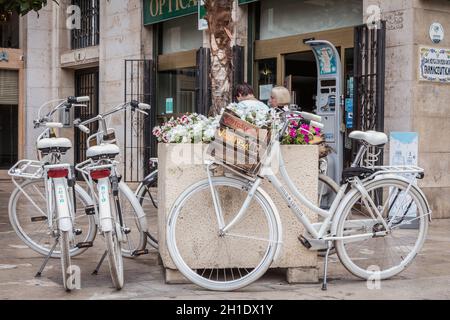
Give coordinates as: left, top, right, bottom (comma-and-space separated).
158, 143, 319, 284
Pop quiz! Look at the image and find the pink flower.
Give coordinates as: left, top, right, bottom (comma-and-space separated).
289, 128, 297, 138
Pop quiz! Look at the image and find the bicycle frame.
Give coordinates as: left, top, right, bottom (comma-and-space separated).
208, 112, 430, 247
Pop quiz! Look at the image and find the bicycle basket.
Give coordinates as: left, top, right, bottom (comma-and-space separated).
207, 109, 271, 177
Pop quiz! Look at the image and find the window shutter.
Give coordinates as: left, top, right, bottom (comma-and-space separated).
0, 70, 19, 105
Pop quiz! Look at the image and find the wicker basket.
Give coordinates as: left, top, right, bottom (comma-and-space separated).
207, 109, 271, 177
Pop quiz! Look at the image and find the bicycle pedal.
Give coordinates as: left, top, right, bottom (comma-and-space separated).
298, 235, 312, 249
31, 216, 48, 222
74, 229, 82, 236
85, 205, 96, 215
131, 249, 149, 257
76, 241, 93, 248
123, 227, 131, 235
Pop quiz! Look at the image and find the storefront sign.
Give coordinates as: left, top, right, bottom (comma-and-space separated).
313, 45, 337, 75
143, 0, 198, 26
429, 22, 444, 44
419, 47, 450, 83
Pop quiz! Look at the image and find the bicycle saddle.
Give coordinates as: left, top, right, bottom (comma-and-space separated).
86, 143, 120, 159
349, 130, 388, 146
37, 138, 72, 154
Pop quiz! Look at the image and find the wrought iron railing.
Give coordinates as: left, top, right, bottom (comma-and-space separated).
71, 0, 100, 49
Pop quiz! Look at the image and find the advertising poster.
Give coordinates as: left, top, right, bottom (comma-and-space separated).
389, 132, 419, 227
313, 45, 337, 75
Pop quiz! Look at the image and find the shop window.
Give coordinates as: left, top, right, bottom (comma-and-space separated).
259, 0, 363, 40
157, 68, 196, 118
162, 14, 202, 54
71, 0, 100, 49
0, 11, 19, 48
256, 58, 277, 104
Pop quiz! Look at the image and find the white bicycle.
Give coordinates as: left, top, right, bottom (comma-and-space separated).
166, 110, 432, 291
8, 96, 95, 291
74, 100, 151, 289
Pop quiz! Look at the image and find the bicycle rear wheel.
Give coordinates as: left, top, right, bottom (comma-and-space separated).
8, 179, 96, 257
167, 176, 280, 291
105, 230, 124, 289
335, 177, 429, 280
60, 230, 72, 291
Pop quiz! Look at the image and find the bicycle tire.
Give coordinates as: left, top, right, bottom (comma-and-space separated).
167, 176, 281, 291
335, 177, 429, 280
105, 230, 124, 289
60, 230, 72, 291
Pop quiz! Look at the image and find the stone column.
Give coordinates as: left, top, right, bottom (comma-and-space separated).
364, 0, 450, 218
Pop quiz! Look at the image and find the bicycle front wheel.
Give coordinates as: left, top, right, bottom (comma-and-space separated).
167, 176, 280, 291
335, 177, 429, 280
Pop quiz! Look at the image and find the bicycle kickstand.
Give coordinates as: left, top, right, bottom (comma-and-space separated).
321, 241, 332, 291
35, 235, 60, 277
92, 250, 107, 275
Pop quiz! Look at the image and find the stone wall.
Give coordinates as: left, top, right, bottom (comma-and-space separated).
364, 0, 450, 218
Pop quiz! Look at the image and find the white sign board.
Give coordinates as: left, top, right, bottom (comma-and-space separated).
429, 22, 444, 44
389, 132, 419, 225
419, 47, 450, 83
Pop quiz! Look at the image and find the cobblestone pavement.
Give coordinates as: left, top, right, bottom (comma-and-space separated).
1, 181, 449, 300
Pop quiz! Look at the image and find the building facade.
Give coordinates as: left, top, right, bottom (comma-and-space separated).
0, 0, 449, 217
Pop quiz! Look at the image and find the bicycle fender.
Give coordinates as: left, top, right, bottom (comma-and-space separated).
256, 186, 284, 263
97, 178, 113, 232
53, 177, 72, 232
120, 181, 149, 232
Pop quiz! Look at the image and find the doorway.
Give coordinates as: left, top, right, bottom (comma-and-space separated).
0, 69, 19, 169
74, 68, 99, 166
284, 51, 317, 113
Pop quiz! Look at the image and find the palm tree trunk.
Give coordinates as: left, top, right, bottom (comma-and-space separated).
205, 0, 234, 116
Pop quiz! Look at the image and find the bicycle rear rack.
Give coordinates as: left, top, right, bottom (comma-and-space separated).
370, 165, 425, 178
8, 159, 44, 180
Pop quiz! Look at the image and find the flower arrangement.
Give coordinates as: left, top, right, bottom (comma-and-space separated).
225, 103, 272, 128
280, 119, 322, 145
152, 113, 220, 143
152, 104, 323, 146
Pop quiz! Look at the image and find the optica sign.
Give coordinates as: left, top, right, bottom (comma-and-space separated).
143, 0, 198, 25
